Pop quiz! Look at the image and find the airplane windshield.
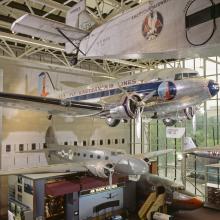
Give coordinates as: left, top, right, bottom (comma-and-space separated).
174, 72, 198, 80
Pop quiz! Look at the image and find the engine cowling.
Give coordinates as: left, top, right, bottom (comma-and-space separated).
86, 161, 114, 178
109, 93, 142, 120
158, 81, 177, 100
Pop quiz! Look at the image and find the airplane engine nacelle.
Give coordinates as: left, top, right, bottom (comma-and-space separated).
86, 161, 114, 178
158, 81, 176, 100
109, 93, 142, 120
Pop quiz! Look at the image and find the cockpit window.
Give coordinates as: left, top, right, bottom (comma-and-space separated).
174, 73, 182, 80
189, 72, 198, 78
111, 152, 116, 156
183, 73, 188, 78
175, 72, 198, 80
117, 152, 124, 155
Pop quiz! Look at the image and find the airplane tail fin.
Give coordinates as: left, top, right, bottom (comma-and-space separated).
38, 72, 55, 97
183, 137, 197, 151
66, 0, 96, 30
45, 126, 58, 146
65, 0, 96, 54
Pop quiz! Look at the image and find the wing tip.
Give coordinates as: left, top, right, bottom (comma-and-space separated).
11, 14, 29, 32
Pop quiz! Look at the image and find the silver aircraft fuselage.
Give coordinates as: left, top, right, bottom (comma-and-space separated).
48, 145, 149, 176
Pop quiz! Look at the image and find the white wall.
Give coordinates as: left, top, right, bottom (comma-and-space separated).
0, 60, 130, 170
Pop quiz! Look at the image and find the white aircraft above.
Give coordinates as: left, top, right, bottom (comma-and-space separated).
0, 68, 218, 130
11, 0, 220, 63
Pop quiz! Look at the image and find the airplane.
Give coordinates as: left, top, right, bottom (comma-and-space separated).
137, 174, 203, 211
11, 0, 220, 63
0, 127, 203, 210
183, 137, 220, 159
0, 68, 218, 132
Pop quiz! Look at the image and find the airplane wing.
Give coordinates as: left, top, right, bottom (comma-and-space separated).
0, 163, 87, 176
0, 92, 103, 117
135, 149, 174, 160
11, 14, 89, 43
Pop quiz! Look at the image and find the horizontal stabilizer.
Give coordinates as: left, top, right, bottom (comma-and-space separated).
11, 14, 88, 43
0, 163, 87, 176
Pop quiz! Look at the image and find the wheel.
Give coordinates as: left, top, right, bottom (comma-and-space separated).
105, 118, 120, 127
162, 118, 177, 126
48, 115, 53, 120
70, 56, 78, 65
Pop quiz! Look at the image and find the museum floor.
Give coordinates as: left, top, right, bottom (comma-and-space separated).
173, 207, 220, 220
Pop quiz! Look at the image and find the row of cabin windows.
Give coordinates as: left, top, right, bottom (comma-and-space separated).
5, 138, 126, 152
73, 152, 109, 160
6, 143, 38, 152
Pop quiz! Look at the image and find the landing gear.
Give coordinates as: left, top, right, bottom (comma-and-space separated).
70, 56, 78, 65
48, 114, 53, 120
162, 118, 177, 127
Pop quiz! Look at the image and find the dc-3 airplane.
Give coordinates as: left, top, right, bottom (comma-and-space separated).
11, 0, 220, 62
0, 127, 203, 210
0, 68, 218, 130
184, 137, 220, 159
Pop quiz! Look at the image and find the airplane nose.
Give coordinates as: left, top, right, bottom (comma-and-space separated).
208, 80, 219, 97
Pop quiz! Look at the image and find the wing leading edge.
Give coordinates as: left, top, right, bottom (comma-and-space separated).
0, 92, 103, 117
0, 163, 87, 176
11, 14, 89, 43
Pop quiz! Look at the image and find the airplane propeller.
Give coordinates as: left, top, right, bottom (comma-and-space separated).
117, 82, 156, 139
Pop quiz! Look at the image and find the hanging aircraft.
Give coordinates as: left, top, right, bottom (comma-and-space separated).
11, 0, 220, 63
183, 137, 220, 159
0, 68, 218, 130
0, 127, 203, 210
137, 174, 203, 211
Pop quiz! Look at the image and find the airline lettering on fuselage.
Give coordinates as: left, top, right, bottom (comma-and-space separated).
77, 79, 138, 96
131, 0, 171, 20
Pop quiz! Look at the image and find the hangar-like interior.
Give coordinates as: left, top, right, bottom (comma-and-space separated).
0, 0, 220, 220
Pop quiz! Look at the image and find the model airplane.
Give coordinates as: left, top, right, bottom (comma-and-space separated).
11, 0, 220, 63
184, 137, 220, 159
138, 174, 203, 211
0, 68, 218, 131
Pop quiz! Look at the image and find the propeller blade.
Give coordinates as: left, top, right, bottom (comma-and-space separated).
136, 108, 141, 139
141, 90, 156, 103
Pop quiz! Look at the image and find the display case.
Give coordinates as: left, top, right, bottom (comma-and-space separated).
204, 164, 220, 210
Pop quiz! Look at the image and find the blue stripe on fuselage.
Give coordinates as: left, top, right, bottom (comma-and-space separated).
70, 81, 162, 101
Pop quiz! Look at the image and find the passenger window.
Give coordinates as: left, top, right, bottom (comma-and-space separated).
77, 153, 80, 156
97, 155, 101, 159
91, 140, 95, 146
6, 145, 11, 152
74, 141, 78, 146
115, 139, 118, 144
83, 141, 86, 146
107, 139, 111, 145
32, 143, 36, 150
90, 154, 93, 158
83, 153, 86, 157
19, 144, 24, 152
105, 156, 109, 160
43, 143, 47, 149
64, 141, 68, 145
100, 140, 103, 145
122, 138, 125, 144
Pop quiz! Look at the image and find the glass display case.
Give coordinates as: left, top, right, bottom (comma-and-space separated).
204, 163, 220, 210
